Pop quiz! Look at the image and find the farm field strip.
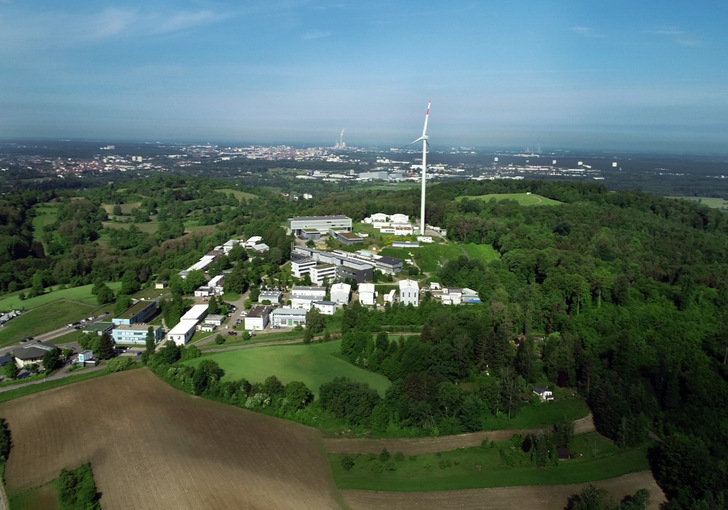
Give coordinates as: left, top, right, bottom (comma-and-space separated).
0, 370, 341, 510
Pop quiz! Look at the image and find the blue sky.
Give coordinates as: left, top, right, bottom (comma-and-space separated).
1, 1, 727, 153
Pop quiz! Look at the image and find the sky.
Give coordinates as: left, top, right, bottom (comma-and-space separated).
1, 0, 727, 154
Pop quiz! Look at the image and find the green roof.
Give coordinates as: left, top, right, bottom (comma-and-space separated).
118, 300, 156, 319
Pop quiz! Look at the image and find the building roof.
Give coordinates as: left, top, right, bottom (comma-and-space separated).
113, 324, 158, 332
359, 283, 376, 293
272, 308, 307, 317
247, 305, 271, 318
376, 256, 403, 266
290, 215, 350, 221
15, 343, 56, 360
118, 300, 156, 319
167, 320, 197, 336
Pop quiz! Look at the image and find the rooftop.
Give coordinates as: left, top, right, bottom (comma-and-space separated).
118, 300, 156, 319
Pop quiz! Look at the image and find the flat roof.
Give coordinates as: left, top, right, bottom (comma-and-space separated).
272, 308, 307, 317
118, 300, 156, 319
377, 256, 403, 266
290, 215, 350, 221
247, 305, 271, 318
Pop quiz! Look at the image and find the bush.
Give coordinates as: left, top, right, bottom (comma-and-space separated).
341, 455, 355, 471
106, 357, 134, 373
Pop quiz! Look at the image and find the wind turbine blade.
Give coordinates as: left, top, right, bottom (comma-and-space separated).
421, 99, 431, 138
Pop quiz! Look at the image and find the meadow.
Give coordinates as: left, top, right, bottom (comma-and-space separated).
187, 340, 391, 397
380, 241, 498, 274
455, 192, 562, 206
329, 431, 649, 492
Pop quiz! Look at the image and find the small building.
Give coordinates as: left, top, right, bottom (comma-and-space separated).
533, 386, 554, 402
334, 231, 364, 246
375, 256, 403, 275
194, 286, 213, 297
399, 279, 420, 307
337, 261, 373, 283
112, 324, 163, 345
154, 281, 168, 290
204, 315, 225, 326
271, 308, 307, 328
311, 301, 337, 315
245, 305, 271, 331
259, 290, 283, 304
330, 283, 351, 305
290, 295, 318, 311
291, 286, 327, 299
77, 350, 97, 366
392, 241, 420, 248
244, 236, 263, 248
252, 243, 269, 253
199, 324, 217, 333
557, 448, 574, 461
359, 283, 377, 306
166, 320, 198, 346
300, 229, 321, 241
0, 355, 14, 367
113, 300, 158, 326
383, 289, 397, 304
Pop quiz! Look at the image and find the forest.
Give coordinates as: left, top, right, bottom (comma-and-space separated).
1, 175, 727, 508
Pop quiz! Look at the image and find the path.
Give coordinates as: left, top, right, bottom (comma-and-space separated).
323, 413, 595, 455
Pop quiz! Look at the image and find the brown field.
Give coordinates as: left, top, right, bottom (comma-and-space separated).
341, 471, 666, 510
323, 414, 595, 455
0, 370, 341, 510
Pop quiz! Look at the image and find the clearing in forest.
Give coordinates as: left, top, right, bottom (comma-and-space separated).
456, 193, 562, 206
0, 369, 341, 510
186, 340, 391, 397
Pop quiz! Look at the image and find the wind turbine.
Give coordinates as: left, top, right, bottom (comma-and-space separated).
410, 100, 431, 235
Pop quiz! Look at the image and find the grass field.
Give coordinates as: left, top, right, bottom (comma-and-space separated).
329, 431, 649, 492
0, 282, 122, 311
0, 301, 99, 348
7, 481, 57, 510
481, 389, 589, 430
0, 369, 341, 510
187, 341, 391, 397
456, 193, 562, 206
102, 221, 159, 234
216, 188, 258, 201
31, 203, 59, 244
668, 196, 728, 210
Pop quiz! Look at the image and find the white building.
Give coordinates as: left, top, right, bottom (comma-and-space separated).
259, 290, 283, 304
383, 289, 397, 304
271, 308, 307, 328
288, 215, 352, 235
291, 296, 317, 311
291, 255, 316, 278
167, 320, 198, 346
312, 301, 337, 315
310, 264, 337, 286
330, 283, 351, 305
291, 286, 327, 299
359, 283, 376, 306
245, 305, 271, 331
399, 279, 419, 307
182, 304, 208, 323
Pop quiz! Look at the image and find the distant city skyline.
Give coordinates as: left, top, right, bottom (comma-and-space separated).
2, 1, 727, 154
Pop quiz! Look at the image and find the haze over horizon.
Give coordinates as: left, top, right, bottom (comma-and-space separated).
2, 1, 727, 155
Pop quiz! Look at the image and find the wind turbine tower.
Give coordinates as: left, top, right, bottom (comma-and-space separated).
410, 100, 431, 235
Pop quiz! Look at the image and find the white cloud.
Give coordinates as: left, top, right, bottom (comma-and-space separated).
571, 26, 604, 38
302, 30, 332, 40
647, 27, 702, 47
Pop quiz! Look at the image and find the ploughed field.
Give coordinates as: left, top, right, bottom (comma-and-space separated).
0, 369, 341, 510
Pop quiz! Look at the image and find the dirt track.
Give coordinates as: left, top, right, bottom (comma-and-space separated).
342, 471, 666, 510
0, 369, 341, 510
323, 414, 596, 455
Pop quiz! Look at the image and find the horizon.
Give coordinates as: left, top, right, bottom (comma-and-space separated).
2, 1, 727, 155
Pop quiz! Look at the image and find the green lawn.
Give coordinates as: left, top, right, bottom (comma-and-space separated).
0, 282, 122, 311
0, 368, 111, 404
668, 196, 728, 210
216, 188, 258, 201
461, 243, 500, 263
480, 389, 589, 430
380, 241, 499, 273
187, 340, 391, 397
0, 298, 110, 348
330, 432, 649, 491
31, 203, 59, 244
456, 193, 562, 206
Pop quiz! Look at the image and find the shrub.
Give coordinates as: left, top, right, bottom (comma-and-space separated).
106, 357, 134, 373
341, 455, 355, 471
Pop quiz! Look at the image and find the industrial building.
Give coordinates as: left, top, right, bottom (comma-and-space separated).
112, 324, 163, 345
113, 300, 158, 326
288, 215, 352, 236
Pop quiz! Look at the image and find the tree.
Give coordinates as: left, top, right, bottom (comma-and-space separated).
207, 295, 221, 315
42, 348, 62, 373
284, 381, 314, 409
4, 361, 19, 379
96, 333, 115, 360
306, 306, 326, 336
95, 282, 115, 305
